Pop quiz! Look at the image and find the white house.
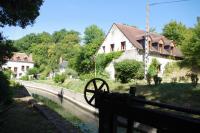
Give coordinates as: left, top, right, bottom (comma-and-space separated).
97, 23, 183, 79
2, 52, 34, 79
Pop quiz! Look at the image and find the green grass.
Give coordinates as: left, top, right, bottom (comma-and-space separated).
32, 94, 92, 133
136, 83, 200, 109
0, 100, 58, 133
34, 79, 200, 109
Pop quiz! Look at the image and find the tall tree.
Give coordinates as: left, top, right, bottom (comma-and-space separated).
84, 25, 105, 45
14, 33, 39, 52
52, 29, 67, 43
163, 21, 187, 46
182, 19, 200, 67
0, 0, 43, 66
62, 30, 80, 45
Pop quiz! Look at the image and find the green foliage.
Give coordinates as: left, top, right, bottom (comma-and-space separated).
96, 51, 123, 72
147, 58, 160, 85
65, 68, 78, 78
163, 20, 188, 46
114, 60, 144, 83
20, 75, 29, 81
3, 69, 12, 79
54, 74, 66, 84
0, 0, 43, 28
0, 71, 13, 104
27, 67, 39, 75
182, 19, 200, 67
14, 33, 40, 52
0, 40, 16, 67
31, 44, 49, 66
190, 73, 199, 87
84, 25, 105, 44
148, 58, 160, 77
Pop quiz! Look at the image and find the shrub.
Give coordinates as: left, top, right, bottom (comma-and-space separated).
20, 75, 29, 81
114, 60, 144, 83
3, 69, 12, 79
147, 58, 160, 84
27, 67, 39, 75
0, 71, 13, 104
96, 51, 123, 72
65, 68, 78, 79
54, 74, 66, 83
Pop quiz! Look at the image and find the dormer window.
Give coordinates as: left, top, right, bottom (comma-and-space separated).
152, 43, 158, 50
164, 45, 170, 50
24, 57, 28, 61
16, 56, 20, 61
110, 44, 114, 52
102, 46, 105, 53
121, 41, 126, 51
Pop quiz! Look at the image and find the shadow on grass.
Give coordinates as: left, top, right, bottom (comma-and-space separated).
135, 83, 200, 109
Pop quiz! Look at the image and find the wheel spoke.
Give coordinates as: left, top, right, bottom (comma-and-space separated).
89, 95, 95, 103
93, 80, 98, 90
98, 82, 105, 90
86, 89, 95, 93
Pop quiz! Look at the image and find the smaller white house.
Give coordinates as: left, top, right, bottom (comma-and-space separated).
2, 52, 34, 79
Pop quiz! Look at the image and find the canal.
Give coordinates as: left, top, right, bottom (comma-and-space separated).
26, 87, 99, 133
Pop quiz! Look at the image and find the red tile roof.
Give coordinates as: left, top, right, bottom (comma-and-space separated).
115, 23, 183, 58
9, 52, 33, 63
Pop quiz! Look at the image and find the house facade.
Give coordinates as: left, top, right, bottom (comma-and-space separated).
97, 23, 183, 79
2, 52, 34, 79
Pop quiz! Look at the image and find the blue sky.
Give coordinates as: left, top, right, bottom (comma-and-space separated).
2, 0, 200, 40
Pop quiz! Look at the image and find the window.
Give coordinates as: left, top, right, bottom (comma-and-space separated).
121, 41, 126, 51
24, 57, 28, 61
26, 66, 29, 70
110, 44, 114, 52
8, 67, 11, 70
21, 66, 24, 71
16, 56, 21, 61
102, 46, 105, 53
14, 67, 17, 72
152, 43, 158, 50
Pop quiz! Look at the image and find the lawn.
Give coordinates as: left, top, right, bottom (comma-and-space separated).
33, 79, 200, 110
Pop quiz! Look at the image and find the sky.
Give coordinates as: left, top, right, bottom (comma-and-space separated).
1, 0, 200, 40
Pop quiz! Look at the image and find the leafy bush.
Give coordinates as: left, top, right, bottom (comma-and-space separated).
27, 67, 39, 75
65, 68, 78, 78
96, 51, 123, 72
114, 60, 144, 83
54, 74, 66, 83
3, 69, 12, 79
0, 71, 13, 104
147, 58, 160, 84
20, 75, 29, 81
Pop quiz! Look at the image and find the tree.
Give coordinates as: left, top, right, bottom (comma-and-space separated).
52, 29, 68, 43
0, 0, 43, 66
84, 25, 105, 44
62, 30, 80, 45
163, 21, 187, 46
182, 19, 200, 67
14, 33, 39, 53
0, 0, 43, 28
31, 44, 49, 66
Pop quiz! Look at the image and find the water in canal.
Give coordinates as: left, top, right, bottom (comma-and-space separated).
26, 87, 99, 133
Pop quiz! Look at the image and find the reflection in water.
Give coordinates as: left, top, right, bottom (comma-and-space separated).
26, 87, 98, 133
